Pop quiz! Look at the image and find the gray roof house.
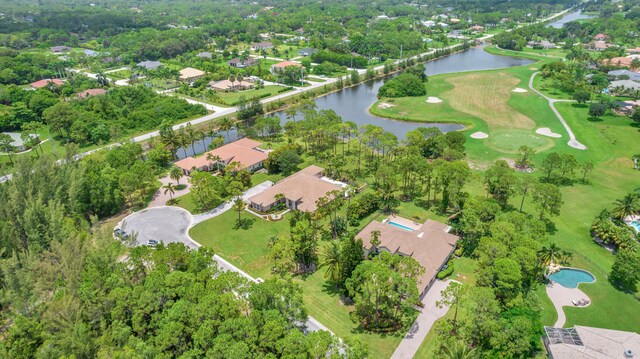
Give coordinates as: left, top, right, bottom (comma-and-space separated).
136, 61, 163, 70
609, 79, 640, 92
2, 132, 36, 152
608, 69, 640, 81
196, 52, 213, 59
82, 49, 99, 57
51, 46, 72, 53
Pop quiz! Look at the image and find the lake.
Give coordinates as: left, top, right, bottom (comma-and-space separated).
547, 10, 594, 29
178, 46, 535, 158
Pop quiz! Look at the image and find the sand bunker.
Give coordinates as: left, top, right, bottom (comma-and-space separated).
512, 88, 528, 93
470, 131, 489, 139
536, 127, 562, 138
426, 96, 443, 103
378, 103, 395, 109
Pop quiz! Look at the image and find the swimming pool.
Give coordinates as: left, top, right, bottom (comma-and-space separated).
388, 221, 414, 232
629, 221, 640, 233
549, 268, 595, 288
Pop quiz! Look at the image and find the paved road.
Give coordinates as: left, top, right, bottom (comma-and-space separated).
528, 72, 587, 150
391, 280, 453, 359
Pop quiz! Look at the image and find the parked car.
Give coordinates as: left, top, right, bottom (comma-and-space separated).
114, 228, 129, 238
146, 239, 159, 247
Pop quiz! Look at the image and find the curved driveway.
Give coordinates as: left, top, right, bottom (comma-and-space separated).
121, 206, 198, 248
529, 72, 587, 150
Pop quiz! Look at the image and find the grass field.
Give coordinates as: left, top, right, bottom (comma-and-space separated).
215, 85, 291, 105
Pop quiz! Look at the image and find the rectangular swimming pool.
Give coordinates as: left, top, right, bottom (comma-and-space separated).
388, 221, 414, 232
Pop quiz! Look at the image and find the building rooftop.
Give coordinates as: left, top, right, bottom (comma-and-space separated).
31, 79, 64, 88
356, 218, 459, 293
175, 138, 267, 172
136, 60, 163, 70
545, 326, 640, 359
248, 165, 342, 212
272, 61, 304, 68
179, 67, 205, 80
77, 88, 107, 98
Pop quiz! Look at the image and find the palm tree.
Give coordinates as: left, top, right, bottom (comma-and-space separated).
612, 193, 640, 220
206, 153, 222, 172
237, 74, 244, 88
320, 241, 341, 283
228, 74, 236, 91
169, 166, 183, 185
163, 182, 176, 200
185, 124, 198, 156
233, 198, 245, 226
441, 341, 477, 359
177, 129, 189, 158
370, 230, 381, 254
538, 243, 562, 267
216, 117, 235, 140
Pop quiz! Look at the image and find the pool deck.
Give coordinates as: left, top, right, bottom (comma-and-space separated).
546, 281, 591, 328
385, 215, 421, 231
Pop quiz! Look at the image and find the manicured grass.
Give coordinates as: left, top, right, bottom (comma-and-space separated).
215, 85, 291, 105
173, 192, 198, 213
190, 210, 286, 279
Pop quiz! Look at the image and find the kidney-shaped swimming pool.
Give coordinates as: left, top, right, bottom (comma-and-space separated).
549, 268, 595, 288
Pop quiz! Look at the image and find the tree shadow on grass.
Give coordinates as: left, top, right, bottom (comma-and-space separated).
233, 217, 256, 230
571, 103, 588, 109
543, 218, 558, 235
587, 116, 604, 122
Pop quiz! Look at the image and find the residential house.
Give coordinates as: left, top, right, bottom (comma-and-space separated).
179, 67, 205, 82
227, 57, 257, 68
209, 79, 255, 92
248, 165, 343, 213
608, 69, 640, 82
251, 41, 273, 51
421, 20, 436, 27
628, 47, 640, 55
468, 25, 485, 32
270, 61, 304, 74
294, 28, 304, 35
438, 22, 449, 28
446, 30, 467, 40
196, 51, 213, 59
297, 48, 318, 56
51, 46, 71, 53
594, 33, 609, 41
136, 61, 163, 70
604, 57, 634, 68
614, 100, 640, 115
591, 40, 611, 51
30, 79, 64, 89
543, 326, 640, 359
174, 138, 267, 175
2, 132, 36, 151
527, 40, 556, 49
357, 218, 460, 296
609, 80, 640, 94
82, 49, 99, 57
76, 88, 107, 99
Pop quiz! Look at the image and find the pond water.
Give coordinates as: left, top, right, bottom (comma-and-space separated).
178, 45, 535, 157
269, 46, 534, 140
547, 10, 594, 29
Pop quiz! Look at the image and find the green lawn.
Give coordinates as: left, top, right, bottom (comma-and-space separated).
215, 85, 291, 106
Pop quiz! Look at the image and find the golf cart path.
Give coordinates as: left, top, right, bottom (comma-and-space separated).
529, 72, 587, 150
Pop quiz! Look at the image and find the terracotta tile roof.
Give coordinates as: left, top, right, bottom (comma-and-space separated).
248, 165, 342, 212
179, 67, 205, 80
31, 79, 64, 88
174, 138, 267, 172
209, 79, 254, 91
357, 219, 459, 293
77, 88, 106, 98
272, 61, 304, 68
604, 57, 634, 67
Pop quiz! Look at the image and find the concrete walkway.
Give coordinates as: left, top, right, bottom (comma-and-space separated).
546, 281, 591, 328
191, 180, 273, 225
528, 72, 587, 150
391, 280, 453, 359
